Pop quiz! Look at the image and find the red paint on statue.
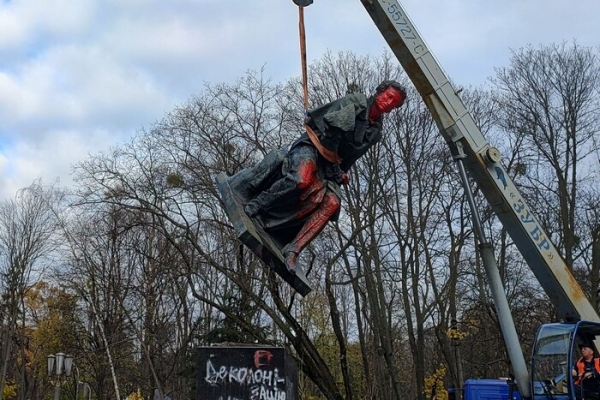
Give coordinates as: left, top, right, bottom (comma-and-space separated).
369, 87, 405, 121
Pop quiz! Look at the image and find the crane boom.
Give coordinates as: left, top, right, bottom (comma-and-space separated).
360, 0, 599, 322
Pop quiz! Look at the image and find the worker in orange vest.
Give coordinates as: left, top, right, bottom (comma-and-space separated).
572, 343, 600, 398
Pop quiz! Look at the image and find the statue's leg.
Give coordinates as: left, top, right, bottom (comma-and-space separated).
228, 149, 285, 202
282, 190, 341, 272
244, 145, 319, 219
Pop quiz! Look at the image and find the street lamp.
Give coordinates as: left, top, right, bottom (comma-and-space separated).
47, 353, 73, 400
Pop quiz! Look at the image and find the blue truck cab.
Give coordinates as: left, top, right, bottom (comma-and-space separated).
462, 321, 600, 399
462, 379, 556, 400
463, 379, 522, 400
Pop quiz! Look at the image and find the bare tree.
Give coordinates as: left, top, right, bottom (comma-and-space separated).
493, 42, 600, 270
70, 68, 354, 399
0, 184, 56, 400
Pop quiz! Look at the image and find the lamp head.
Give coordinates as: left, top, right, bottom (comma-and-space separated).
64, 354, 74, 377
47, 354, 55, 376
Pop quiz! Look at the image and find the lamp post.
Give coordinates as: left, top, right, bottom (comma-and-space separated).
79, 381, 92, 400
47, 353, 73, 400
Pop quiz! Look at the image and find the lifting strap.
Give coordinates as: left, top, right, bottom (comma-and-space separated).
296, 4, 342, 164
298, 6, 309, 111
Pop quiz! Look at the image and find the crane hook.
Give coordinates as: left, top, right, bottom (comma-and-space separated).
292, 0, 313, 6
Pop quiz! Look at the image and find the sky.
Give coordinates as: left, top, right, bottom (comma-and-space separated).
0, 0, 599, 201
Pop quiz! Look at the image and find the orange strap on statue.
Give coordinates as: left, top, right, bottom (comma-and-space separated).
296, 1, 341, 166
304, 124, 342, 164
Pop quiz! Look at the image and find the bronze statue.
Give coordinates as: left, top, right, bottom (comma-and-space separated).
217, 81, 406, 293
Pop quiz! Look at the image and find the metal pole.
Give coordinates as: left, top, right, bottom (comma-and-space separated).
454, 143, 531, 399
53, 381, 61, 400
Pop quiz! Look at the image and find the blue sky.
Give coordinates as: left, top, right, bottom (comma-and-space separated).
0, 0, 599, 200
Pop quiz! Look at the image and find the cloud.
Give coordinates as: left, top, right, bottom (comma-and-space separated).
0, 0, 96, 56
0, 0, 599, 201
0, 45, 169, 138
0, 127, 122, 198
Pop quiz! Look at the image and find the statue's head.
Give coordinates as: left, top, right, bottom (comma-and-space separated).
373, 80, 406, 113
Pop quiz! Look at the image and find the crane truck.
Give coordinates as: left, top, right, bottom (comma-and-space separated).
356, 1, 600, 399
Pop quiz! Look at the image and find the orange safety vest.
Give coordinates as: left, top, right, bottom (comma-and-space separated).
575, 357, 600, 385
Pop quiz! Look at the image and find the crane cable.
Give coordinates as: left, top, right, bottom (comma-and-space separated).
296, 4, 342, 164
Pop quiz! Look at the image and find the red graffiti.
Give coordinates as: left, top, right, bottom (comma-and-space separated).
254, 350, 273, 368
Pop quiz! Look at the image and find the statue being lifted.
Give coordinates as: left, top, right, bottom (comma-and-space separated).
216, 80, 406, 295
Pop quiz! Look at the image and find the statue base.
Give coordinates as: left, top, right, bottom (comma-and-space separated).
215, 172, 312, 296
